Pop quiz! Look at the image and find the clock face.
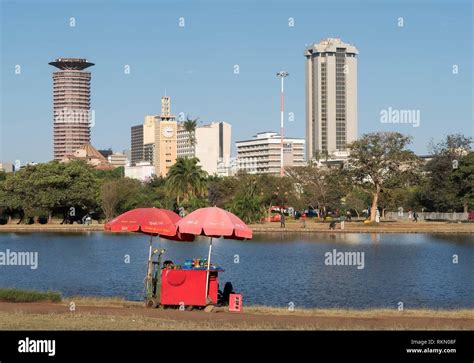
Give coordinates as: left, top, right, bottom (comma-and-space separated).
162, 126, 174, 138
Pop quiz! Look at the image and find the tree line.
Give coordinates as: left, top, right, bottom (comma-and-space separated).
0, 132, 472, 224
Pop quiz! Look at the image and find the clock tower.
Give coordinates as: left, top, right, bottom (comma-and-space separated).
154, 96, 178, 176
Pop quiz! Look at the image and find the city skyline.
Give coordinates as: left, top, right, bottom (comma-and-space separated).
1, 0, 472, 164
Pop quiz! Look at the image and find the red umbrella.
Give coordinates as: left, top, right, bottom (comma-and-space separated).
105, 208, 193, 305
176, 207, 252, 303
105, 207, 194, 241
176, 207, 252, 239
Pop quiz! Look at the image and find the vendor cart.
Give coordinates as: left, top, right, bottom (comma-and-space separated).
105, 207, 252, 310
145, 248, 224, 309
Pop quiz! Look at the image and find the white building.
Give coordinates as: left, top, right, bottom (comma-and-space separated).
108, 153, 129, 168
125, 161, 155, 181
236, 132, 305, 174
177, 121, 231, 175
217, 156, 238, 177
0, 162, 14, 173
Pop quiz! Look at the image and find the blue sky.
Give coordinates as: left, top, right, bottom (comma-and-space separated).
1, 0, 472, 163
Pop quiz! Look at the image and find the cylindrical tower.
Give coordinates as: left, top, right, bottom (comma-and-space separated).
49, 58, 94, 160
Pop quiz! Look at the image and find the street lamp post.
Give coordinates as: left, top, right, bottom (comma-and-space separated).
276, 71, 289, 177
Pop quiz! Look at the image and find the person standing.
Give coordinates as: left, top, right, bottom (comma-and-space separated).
375, 209, 380, 223
346, 210, 352, 222
301, 212, 306, 228
280, 211, 286, 228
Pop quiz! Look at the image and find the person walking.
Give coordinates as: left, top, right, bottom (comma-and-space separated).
301, 212, 307, 228
280, 211, 286, 228
346, 210, 352, 222
413, 210, 418, 223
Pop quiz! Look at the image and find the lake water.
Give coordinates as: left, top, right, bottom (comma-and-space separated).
0, 232, 472, 309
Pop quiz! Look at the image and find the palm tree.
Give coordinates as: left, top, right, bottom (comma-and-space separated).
183, 117, 198, 148
166, 157, 208, 205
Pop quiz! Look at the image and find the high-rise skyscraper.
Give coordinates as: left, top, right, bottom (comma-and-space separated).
49, 58, 94, 160
130, 124, 144, 166
304, 38, 358, 161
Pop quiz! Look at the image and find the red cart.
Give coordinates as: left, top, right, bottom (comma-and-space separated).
160, 268, 224, 307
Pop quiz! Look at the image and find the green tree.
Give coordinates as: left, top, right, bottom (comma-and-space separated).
344, 187, 371, 218
451, 152, 474, 213
227, 178, 265, 224
256, 174, 295, 210
183, 117, 198, 147
348, 132, 420, 222
0, 161, 98, 223
94, 166, 124, 181
286, 165, 348, 214
100, 178, 143, 221
418, 134, 473, 212
207, 176, 239, 207
166, 157, 208, 205
0, 179, 22, 223
428, 133, 472, 158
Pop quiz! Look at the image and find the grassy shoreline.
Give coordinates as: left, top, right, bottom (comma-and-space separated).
0, 220, 473, 234
1, 291, 472, 330
0, 298, 472, 330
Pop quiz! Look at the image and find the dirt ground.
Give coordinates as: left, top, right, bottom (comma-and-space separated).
0, 301, 472, 330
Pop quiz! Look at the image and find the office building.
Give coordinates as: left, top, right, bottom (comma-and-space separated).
130, 124, 144, 166
49, 58, 94, 160
304, 38, 358, 160
177, 121, 231, 175
143, 115, 156, 164
122, 149, 131, 162
236, 132, 305, 174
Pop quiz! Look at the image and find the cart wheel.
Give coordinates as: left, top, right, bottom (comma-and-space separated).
204, 305, 214, 313
145, 298, 158, 309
